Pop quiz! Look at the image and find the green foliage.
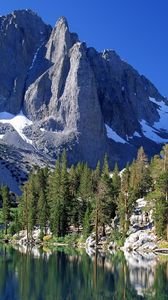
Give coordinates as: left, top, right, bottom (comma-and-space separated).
111, 229, 125, 247
46, 233, 80, 245
2, 143, 168, 244
83, 207, 91, 238
1, 186, 10, 234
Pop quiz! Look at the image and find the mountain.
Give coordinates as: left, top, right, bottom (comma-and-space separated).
0, 9, 167, 193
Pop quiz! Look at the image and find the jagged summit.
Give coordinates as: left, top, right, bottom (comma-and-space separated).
0, 9, 40, 22
0, 10, 167, 193
56, 16, 69, 28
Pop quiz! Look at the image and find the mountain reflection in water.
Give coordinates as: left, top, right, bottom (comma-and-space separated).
0, 244, 167, 300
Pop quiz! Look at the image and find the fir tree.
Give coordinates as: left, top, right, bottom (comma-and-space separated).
112, 163, 121, 200
102, 154, 109, 178
37, 168, 49, 235
83, 206, 91, 238
118, 164, 130, 235
156, 170, 168, 240
2, 186, 10, 235
60, 150, 70, 236
78, 163, 93, 229
69, 165, 79, 228
49, 158, 61, 236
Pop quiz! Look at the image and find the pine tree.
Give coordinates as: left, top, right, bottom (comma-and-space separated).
83, 206, 91, 238
60, 150, 70, 236
92, 161, 101, 193
129, 159, 137, 189
19, 173, 37, 240
161, 144, 168, 171
134, 147, 152, 197
78, 163, 93, 229
37, 168, 49, 235
2, 186, 10, 235
38, 190, 47, 235
112, 163, 121, 200
156, 170, 168, 240
102, 154, 109, 178
69, 165, 80, 229
49, 158, 61, 236
154, 195, 167, 239
27, 174, 37, 236
118, 164, 131, 235
94, 156, 113, 238
150, 154, 163, 181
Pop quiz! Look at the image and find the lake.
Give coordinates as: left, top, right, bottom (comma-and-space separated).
0, 244, 168, 300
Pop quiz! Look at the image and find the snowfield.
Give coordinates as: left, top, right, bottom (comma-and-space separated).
0, 111, 33, 144
149, 97, 168, 131
105, 124, 127, 144
140, 97, 168, 143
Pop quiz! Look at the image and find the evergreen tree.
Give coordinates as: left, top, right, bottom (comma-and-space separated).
102, 154, 109, 178
2, 186, 10, 235
94, 156, 113, 238
161, 144, 168, 171
118, 164, 130, 234
154, 195, 167, 239
156, 170, 168, 240
150, 154, 163, 181
83, 206, 91, 238
78, 163, 93, 229
49, 158, 61, 236
60, 150, 70, 236
27, 174, 37, 235
69, 165, 79, 228
112, 163, 121, 200
92, 161, 101, 193
38, 190, 47, 235
37, 168, 49, 235
134, 147, 152, 197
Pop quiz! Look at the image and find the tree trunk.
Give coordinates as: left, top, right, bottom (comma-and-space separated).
102, 223, 106, 237
5, 223, 7, 235
25, 186, 29, 243
125, 193, 128, 233
95, 208, 98, 247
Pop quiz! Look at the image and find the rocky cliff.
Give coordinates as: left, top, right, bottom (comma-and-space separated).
0, 9, 167, 192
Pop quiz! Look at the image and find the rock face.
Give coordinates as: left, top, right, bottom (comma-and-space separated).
123, 198, 157, 252
0, 10, 168, 192
0, 10, 51, 114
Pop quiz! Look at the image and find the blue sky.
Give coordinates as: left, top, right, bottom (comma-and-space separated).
0, 0, 167, 96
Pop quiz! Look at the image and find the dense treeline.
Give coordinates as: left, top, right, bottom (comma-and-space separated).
1, 145, 168, 241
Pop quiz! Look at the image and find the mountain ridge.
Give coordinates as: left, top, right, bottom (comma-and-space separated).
0, 9, 167, 193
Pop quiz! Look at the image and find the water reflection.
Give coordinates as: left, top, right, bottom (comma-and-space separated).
0, 244, 167, 300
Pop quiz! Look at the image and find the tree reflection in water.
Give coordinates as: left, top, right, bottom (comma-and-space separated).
0, 244, 167, 300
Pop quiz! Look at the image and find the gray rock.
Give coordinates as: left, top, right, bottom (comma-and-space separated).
0, 10, 51, 114
0, 10, 168, 191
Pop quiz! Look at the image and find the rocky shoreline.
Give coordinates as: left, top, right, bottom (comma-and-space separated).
1, 197, 168, 255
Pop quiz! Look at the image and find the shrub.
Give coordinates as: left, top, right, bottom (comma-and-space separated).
43, 235, 52, 242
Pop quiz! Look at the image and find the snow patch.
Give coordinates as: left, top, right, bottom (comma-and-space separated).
40, 128, 46, 132
105, 124, 127, 144
149, 97, 168, 132
128, 131, 141, 139
133, 131, 141, 138
119, 168, 125, 177
29, 42, 44, 71
0, 134, 4, 139
140, 120, 168, 143
0, 111, 33, 144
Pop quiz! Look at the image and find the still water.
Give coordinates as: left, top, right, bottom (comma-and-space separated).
0, 244, 168, 300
